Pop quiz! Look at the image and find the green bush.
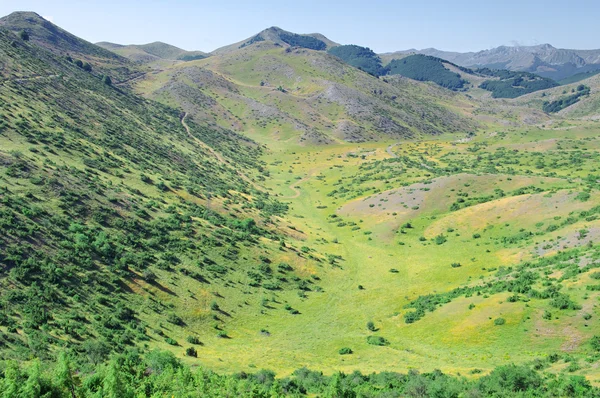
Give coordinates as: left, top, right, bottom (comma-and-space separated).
185, 347, 197, 357
590, 336, 600, 352
338, 347, 353, 355
494, 318, 506, 326
186, 336, 201, 345
367, 336, 389, 346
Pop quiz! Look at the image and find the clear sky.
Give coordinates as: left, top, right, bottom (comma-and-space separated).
0, 0, 598, 53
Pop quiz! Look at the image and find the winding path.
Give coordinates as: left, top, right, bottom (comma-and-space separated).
283, 176, 311, 199
386, 143, 400, 158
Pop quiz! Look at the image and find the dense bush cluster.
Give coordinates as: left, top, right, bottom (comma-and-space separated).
478, 69, 559, 98
327, 45, 386, 76
279, 33, 326, 51
387, 55, 468, 90
543, 85, 590, 113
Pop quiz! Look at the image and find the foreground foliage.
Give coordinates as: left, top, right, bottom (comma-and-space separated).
0, 351, 598, 397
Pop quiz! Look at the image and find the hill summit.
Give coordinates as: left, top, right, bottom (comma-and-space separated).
0, 11, 123, 61
96, 40, 207, 62
211, 26, 339, 55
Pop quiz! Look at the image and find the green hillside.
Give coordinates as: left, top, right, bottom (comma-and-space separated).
0, 26, 325, 368
477, 69, 559, 98
96, 41, 207, 63
136, 43, 477, 146
2, 10, 600, 396
387, 55, 469, 90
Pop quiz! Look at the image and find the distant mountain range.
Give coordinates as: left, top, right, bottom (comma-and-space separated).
381, 44, 600, 81
84, 18, 600, 82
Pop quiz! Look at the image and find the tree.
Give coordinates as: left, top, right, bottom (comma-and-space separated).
102, 359, 129, 398
21, 360, 42, 398
83, 62, 92, 72
19, 30, 29, 41
53, 352, 77, 398
103, 75, 112, 86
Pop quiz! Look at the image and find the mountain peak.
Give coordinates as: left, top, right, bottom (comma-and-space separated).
211, 26, 339, 55
0, 10, 124, 61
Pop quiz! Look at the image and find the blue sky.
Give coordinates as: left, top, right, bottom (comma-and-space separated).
0, 0, 598, 53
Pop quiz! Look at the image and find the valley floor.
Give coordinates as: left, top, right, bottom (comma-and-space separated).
187, 122, 600, 382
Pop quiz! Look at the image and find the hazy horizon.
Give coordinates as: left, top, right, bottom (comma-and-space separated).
0, 1, 599, 54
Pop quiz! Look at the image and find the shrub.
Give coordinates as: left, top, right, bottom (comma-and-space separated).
549, 294, 581, 310
494, 318, 506, 326
434, 234, 447, 245
542, 310, 552, 320
366, 336, 389, 346
451, 262, 461, 268
185, 347, 197, 357
165, 337, 178, 345
590, 272, 600, 280
338, 347, 353, 355
367, 321, 376, 331
590, 336, 600, 352
186, 336, 201, 345
167, 314, 183, 326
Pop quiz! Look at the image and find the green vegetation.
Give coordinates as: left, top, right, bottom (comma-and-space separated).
328, 44, 385, 76
3, 10, 600, 389
543, 85, 591, 113
387, 55, 468, 90
1, 353, 598, 397
478, 69, 559, 98
0, 26, 323, 368
279, 33, 326, 50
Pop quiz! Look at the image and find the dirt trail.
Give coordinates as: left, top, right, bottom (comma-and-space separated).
284, 176, 311, 199
386, 143, 400, 158
180, 113, 259, 188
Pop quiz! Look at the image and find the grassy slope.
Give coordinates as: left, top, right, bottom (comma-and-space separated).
134, 42, 479, 147
96, 41, 207, 63
0, 12, 143, 83
0, 27, 329, 370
